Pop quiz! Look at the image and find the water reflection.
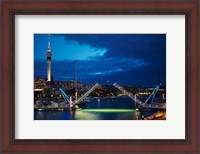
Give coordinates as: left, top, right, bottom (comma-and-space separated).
34, 97, 153, 120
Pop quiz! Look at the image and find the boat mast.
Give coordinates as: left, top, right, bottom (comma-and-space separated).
75, 60, 78, 101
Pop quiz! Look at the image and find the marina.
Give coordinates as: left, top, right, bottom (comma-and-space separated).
34, 96, 165, 120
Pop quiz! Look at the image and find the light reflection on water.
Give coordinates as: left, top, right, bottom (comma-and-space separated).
73, 109, 141, 120
34, 97, 154, 120
81, 109, 134, 112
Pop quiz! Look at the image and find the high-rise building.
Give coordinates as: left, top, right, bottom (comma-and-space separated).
46, 34, 52, 81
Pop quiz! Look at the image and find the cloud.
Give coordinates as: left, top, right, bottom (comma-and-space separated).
81, 57, 149, 76
61, 34, 166, 59
34, 34, 107, 61
34, 34, 166, 86
34, 56, 149, 81
91, 68, 123, 75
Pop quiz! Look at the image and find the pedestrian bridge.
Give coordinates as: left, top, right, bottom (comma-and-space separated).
113, 83, 166, 109
59, 82, 166, 110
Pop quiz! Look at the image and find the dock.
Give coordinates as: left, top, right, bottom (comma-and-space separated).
144, 111, 166, 120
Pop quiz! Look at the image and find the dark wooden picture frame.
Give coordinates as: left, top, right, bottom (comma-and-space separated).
1, 0, 199, 153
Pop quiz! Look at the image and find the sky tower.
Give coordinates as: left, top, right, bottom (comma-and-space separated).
46, 34, 52, 81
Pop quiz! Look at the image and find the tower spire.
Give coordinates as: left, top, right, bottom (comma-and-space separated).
46, 34, 52, 82
47, 34, 51, 52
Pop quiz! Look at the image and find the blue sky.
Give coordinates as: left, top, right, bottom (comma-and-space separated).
34, 34, 166, 86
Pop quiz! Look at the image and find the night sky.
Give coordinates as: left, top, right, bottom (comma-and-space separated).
34, 34, 166, 87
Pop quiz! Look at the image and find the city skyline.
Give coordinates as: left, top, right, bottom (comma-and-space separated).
34, 34, 166, 86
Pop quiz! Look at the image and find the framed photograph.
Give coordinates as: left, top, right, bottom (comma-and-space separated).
1, 0, 199, 153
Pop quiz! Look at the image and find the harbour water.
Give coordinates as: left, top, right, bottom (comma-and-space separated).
34, 97, 161, 120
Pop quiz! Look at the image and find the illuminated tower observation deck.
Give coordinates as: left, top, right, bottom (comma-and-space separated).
46, 34, 52, 81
